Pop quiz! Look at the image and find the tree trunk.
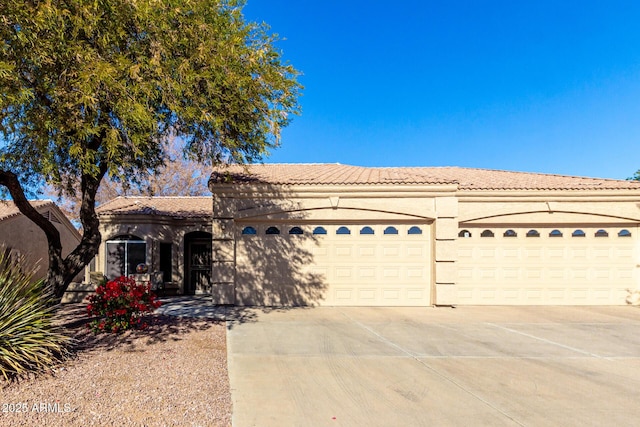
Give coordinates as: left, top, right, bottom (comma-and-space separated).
0, 165, 107, 305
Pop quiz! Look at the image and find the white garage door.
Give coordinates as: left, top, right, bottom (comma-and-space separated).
457, 226, 638, 305
235, 223, 431, 306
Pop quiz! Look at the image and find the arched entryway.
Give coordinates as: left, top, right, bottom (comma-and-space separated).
184, 231, 212, 295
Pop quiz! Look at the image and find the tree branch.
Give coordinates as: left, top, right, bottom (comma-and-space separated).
0, 169, 62, 250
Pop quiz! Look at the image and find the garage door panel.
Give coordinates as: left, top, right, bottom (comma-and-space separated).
502, 248, 520, 258
334, 289, 353, 302
407, 288, 428, 300
569, 248, 588, 258
525, 248, 542, 258
335, 246, 352, 257
524, 269, 542, 280
383, 267, 400, 278
502, 268, 520, 280
312, 246, 329, 256
617, 269, 633, 280
357, 266, 376, 278
547, 268, 565, 280
402, 269, 426, 280
616, 248, 633, 257
547, 248, 565, 258
358, 246, 377, 257
382, 245, 401, 257
593, 248, 611, 258
406, 245, 427, 257
457, 226, 637, 305
335, 267, 353, 278
547, 289, 566, 301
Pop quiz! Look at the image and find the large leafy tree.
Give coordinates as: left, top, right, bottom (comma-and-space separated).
48, 136, 212, 224
0, 0, 301, 302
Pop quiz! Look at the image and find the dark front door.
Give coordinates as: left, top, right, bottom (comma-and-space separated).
185, 235, 212, 295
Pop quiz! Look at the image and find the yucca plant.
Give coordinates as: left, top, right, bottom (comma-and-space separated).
0, 249, 70, 381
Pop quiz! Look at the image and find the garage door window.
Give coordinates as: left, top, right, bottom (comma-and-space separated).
549, 229, 563, 237
360, 226, 375, 235
481, 230, 494, 237
383, 226, 398, 235
266, 226, 280, 235
526, 229, 540, 237
336, 226, 351, 235
459, 230, 472, 238
242, 226, 257, 235
618, 229, 632, 237
408, 226, 423, 235
313, 226, 327, 235
289, 226, 304, 235
503, 229, 517, 237
572, 229, 586, 237
595, 229, 608, 237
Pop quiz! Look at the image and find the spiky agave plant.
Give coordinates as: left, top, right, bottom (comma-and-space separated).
0, 249, 70, 381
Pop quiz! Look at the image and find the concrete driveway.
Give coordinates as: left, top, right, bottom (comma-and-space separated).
226, 306, 640, 427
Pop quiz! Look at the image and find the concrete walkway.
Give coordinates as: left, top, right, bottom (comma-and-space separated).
225, 306, 640, 427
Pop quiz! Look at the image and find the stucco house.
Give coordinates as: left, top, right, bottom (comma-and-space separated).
208, 164, 640, 306
95, 196, 212, 295
0, 200, 81, 282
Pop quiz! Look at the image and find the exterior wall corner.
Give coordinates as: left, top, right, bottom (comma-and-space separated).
211, 194, 236, 304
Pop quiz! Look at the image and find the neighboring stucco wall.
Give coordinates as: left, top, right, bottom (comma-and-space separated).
0, 209, 81, 282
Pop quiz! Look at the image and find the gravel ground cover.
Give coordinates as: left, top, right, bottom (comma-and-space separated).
1, 303, 232, 426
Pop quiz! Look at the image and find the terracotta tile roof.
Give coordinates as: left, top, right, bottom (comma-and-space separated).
210, 164, 640, 191
407, 167, 640, 190
96, 197, 212, 218
0, 200, 57, 222
210, 164, 457, 185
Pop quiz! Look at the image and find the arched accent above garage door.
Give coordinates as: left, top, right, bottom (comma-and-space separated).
460, 209, 640, 225
234, 206, 437, 222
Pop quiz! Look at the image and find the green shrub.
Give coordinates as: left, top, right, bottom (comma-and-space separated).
0, 249, 70, 381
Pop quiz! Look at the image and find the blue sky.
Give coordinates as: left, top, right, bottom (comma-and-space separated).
242, 1, 640, 179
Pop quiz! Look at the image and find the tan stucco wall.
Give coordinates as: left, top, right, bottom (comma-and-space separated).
95, 216, 211, 295
211, 183, 459, 305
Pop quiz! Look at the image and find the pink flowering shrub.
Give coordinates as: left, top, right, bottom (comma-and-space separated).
86, 276, 161, 333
